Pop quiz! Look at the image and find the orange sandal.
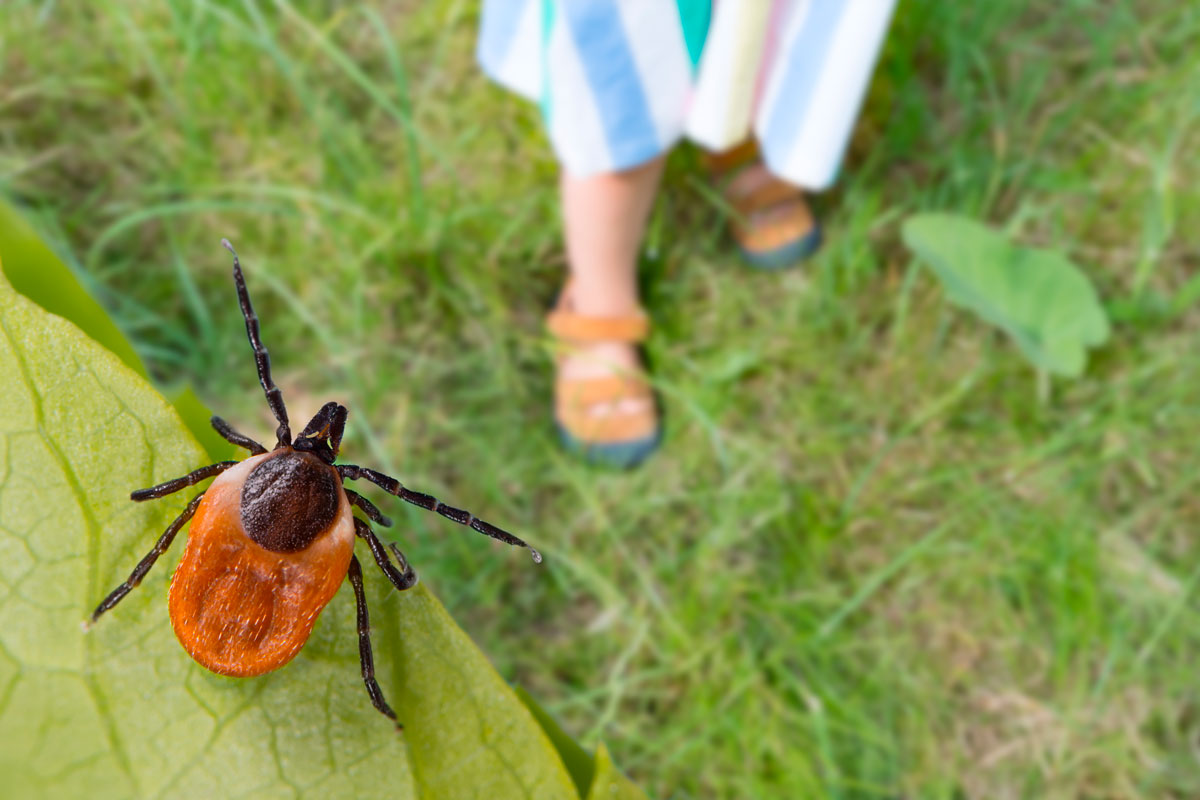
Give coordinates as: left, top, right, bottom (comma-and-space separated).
706, 139, 822, 270
546, 286, 661, 468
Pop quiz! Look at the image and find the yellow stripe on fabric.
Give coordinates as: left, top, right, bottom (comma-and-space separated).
683, 1, 772, 149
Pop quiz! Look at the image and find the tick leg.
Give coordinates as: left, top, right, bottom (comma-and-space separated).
338, 464, 542, 564
89, 492, 205, 624
345, 489, 392, 527
211, 416, 267, 455
223, 238, 291, 448
131, 461, 239, 502
347, 554, 401, 728
354, 518, 417, 591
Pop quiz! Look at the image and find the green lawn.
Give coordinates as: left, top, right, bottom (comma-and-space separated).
4, 1, 1199, 797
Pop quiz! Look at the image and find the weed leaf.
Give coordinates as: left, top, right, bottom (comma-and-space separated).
0, 270, 573, 796
515, 686, 598, 797
0, 213, 647, 800
902, 213, 1110, 377
515, 688, 650, 800
586, 744, 650, 800
395, 586, 578, 800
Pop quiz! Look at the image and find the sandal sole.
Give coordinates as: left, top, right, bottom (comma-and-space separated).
555, 422, 662, 469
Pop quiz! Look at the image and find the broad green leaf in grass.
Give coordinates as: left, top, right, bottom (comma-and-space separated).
0, 258, 648, 799
0, 199, 232, 461
902, 213, 1110, 377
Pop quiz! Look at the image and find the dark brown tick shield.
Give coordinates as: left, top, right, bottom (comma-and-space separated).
89, 239, 541, 727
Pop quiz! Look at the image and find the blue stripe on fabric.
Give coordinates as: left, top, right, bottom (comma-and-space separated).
478, 0, 531, 74
561, 1, 663, 171
762, 0, 851, 159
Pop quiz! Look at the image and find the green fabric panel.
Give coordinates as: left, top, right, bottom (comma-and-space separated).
540, 0, 556, 121
675, 0, 712, 71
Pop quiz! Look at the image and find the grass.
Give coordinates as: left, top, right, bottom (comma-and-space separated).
3, 0, 1200, 796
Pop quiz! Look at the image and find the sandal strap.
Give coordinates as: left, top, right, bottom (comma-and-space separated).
555, 374, 651, 407
559, 406, 658, 444
547, 308, 649, 343
705, 139, 805, 215
548, 281, 659, 446
727, 176, 801, 216
555, 376, 657, 443
704, 138, 760, 176
734, 198, 816, 252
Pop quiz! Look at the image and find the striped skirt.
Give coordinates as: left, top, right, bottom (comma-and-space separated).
478, 0, 897, 191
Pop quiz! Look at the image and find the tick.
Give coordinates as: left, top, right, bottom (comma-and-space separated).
88, 239, 540, 727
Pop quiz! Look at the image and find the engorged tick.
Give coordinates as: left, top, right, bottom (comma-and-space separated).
87, 239, 541, 728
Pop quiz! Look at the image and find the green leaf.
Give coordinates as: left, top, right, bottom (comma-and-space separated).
513, 689, 649, 800
0, 226, 651, 799
0, 271, 565, 798
394, 587, 578, 800
586, 744, 651, 800
515, 686, 596, 798
0, 199, 232, 461
902, 213, 1110, 377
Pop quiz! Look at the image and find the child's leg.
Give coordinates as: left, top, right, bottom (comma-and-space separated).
561, 155, 664, 316
558, 156, 665, 416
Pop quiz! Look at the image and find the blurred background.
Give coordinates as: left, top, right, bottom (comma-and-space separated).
3, 1, 1199, 797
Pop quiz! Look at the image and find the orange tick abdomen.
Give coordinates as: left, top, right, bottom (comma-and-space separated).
168, 453, 355, 677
